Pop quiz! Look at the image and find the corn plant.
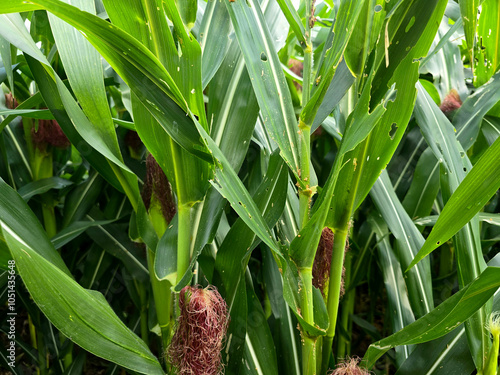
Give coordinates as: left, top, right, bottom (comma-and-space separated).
0, 0, 499, 374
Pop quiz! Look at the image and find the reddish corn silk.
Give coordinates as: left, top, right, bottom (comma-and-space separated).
313, 228, 334, 294
439, 89, 462, 114
141, 154, 176, 223
168, 285, 229, 375
313, 228, 347, 298
5, 93, 18, 109
32, 120, 70, 149
329, 357, 370, 375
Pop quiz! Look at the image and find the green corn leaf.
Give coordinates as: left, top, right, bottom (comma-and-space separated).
0, 0, 211, 161
343, 0, 385, 80
24, 54, 123, 192
412, 135, 500, 266
0, 108, 53, 119
323, 71, 386, 229
369, 212, 415, 366
394, 327, 474, 375
86, 209, 149, 280
474, 0, 500, 86
51, 219, 115, 249
396, 255, 500, 375
371, 172, 434, 318
261, 246, 301, 375
242, 277, 280, 375
48, 0, 124, 174
199, 0, 231, 89
362, 266, 500, 369
339, 0, 447, 220
0, 14, 136, 187
313, 0, 365, 90
2, 225, 164, 375
454, 71, 500, 151
311, 60, 354, 133
175, 0, 197, 29
155, 113, 285, 290
213, 152, 287, 372
370, 0, 441, 106
409, 82, 486, 269
154, 14, 269, 287
482, 116, 500, 145
412, 80, 489, 370
62, 172, 105, 227
327, 58, 416, 228
17, 177, 73, 201
214, 153, 287, 304
45, 0, 141, 209
0, 178, 70, 275
224, 0, 301, 180
201, 123, 283, 257
153, 0, 283, 287
162, 0, 207, 128
302, 0, 364, 127
0, 92, 44, 133
207, 38, 259, 173
103, 0, 210, 206
348, 0, 449, 209
402, 148, 439, 220
415, 213, 500, 228
0, 36, 13, 96
421, 17, 463, 68
274, 0, 304, 47
457, 0, 479, 82
421, 21, 468, 101
1, 124, 32, 187
154, 213, 178, 284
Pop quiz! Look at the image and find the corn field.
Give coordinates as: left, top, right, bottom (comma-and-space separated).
0, 0, 500, 374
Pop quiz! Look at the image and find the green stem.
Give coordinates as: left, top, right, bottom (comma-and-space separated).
61, 340, 73, 370
335, 254, 354, 362
302, 336, 318, 375
320, 85, 362, 368
321, 336, 333, 374
302, 0, 313, 106
147, 249, 172, 354
483, 331, 499, 375
321, 227, 349, 369
28, 314, 39, 375
37, 329, 47, 375
176, 205, 192, 284
31, 311, 48, 375
300, 268, 317, 374
137, 281, 150, 346
298, 119, 313, 229
42, 203, 57, 239
299, 0, 314, 229
22, 118, 35, 164
300, 268, 315, 325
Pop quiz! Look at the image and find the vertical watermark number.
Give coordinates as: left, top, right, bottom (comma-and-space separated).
6, 260, 16, 368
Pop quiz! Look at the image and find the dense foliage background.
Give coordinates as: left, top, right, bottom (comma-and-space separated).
0, 0, 499, 374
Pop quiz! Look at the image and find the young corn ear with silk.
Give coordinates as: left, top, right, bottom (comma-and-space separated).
0, 0, 500, 374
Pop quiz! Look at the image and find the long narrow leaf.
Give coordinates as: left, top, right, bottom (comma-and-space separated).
0, 178, 70, 274
370, 172, 433, 318
224, 0, 301, 178
2, 226, 164, 375
412, 135, 500, 265
362, 266, 500, 369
